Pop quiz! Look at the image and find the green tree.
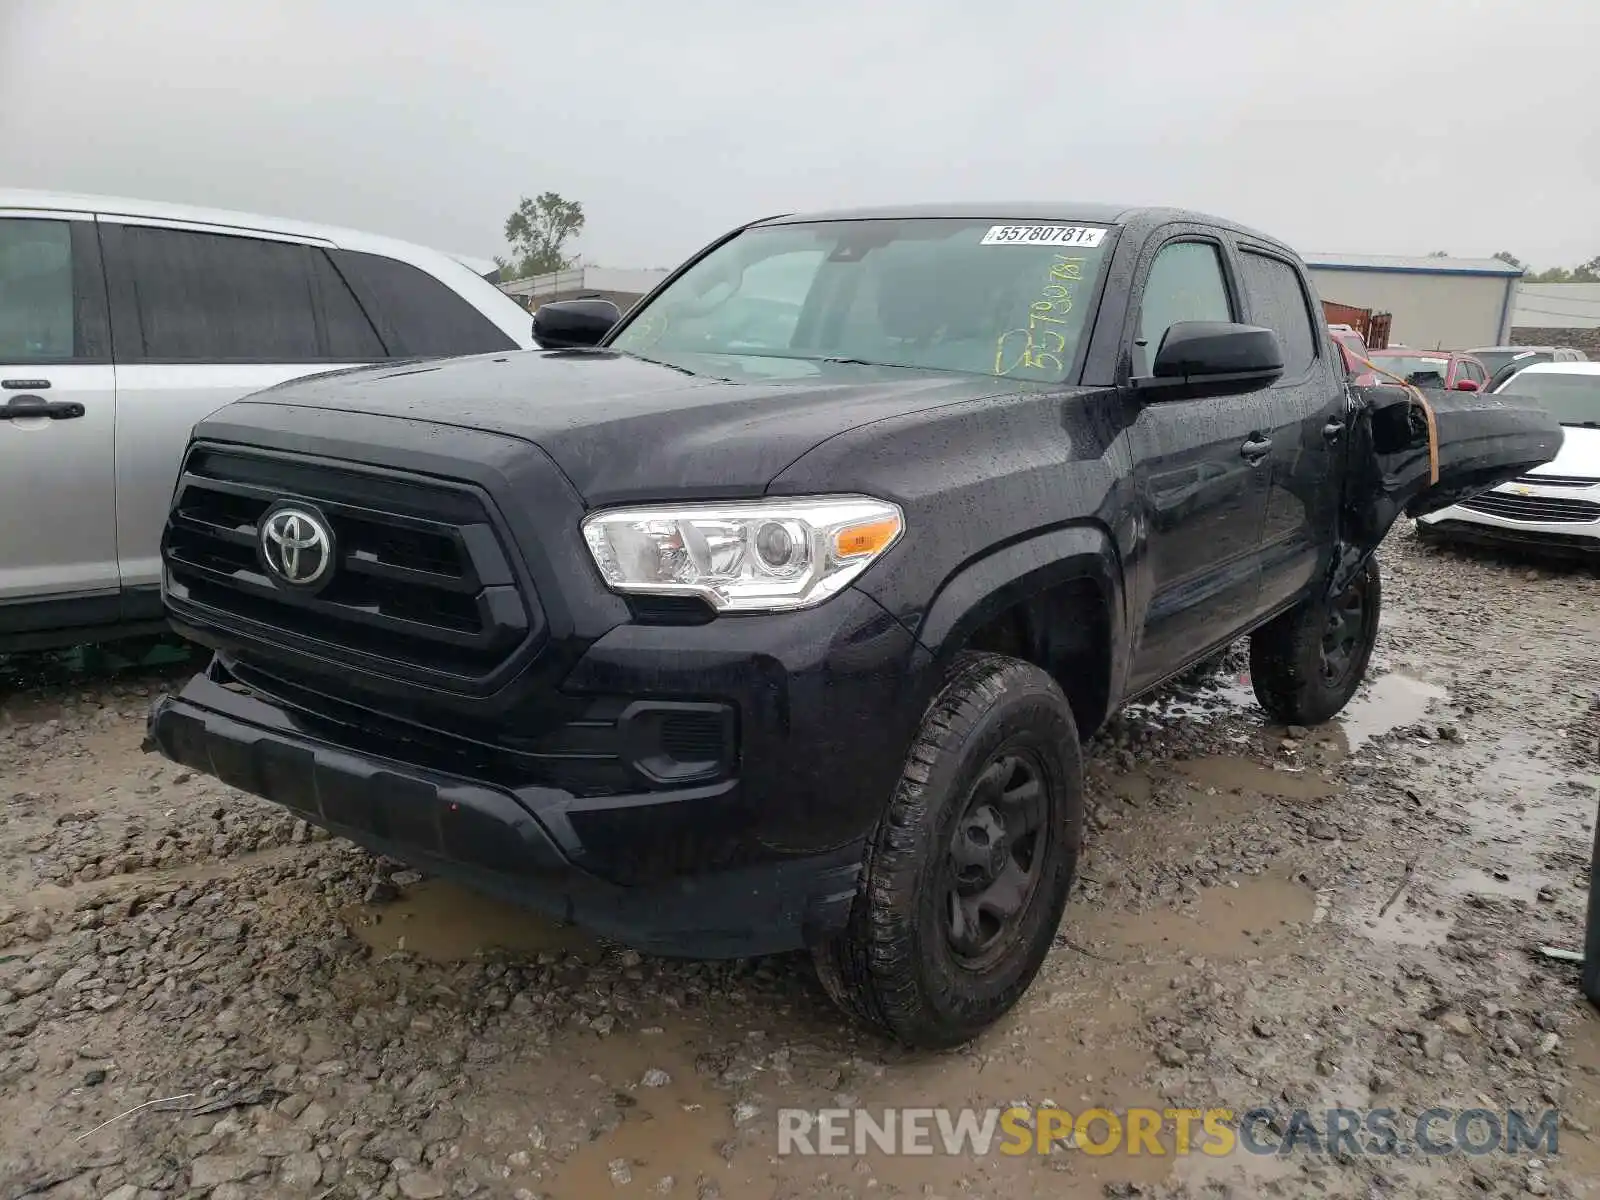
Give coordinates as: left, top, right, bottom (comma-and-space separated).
1493, 250, 1525, 271
1524, 255, 1599, 283
499, 192, 586, 279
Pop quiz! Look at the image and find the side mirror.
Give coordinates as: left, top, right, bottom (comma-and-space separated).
1137, 321, 1284, 399
532, 299, 621, 350
1453, 378, 1481, 392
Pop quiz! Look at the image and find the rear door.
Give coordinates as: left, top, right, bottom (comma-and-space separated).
1124, 233, 1272, 688
1234, 245, 1349, 615
99, 220, 388, 592
0, 212, 118, 625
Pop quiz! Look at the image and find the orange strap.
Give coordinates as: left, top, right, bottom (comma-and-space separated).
1348, 352, 1441, 486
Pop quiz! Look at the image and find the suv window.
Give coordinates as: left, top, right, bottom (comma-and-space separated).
310, 250, 386, 359
1136, 241, 1232, 375
0, 218, 78, 362
1237, 250, 1318, 378
116, 225, 325, 361
327, 250, 516, 357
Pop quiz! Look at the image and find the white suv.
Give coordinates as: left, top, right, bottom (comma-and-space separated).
0, 190, 536, 650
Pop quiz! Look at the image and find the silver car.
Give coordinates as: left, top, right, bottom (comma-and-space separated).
0, 190, 536, 650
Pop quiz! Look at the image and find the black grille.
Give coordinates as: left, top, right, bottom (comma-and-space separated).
660, 712, 728, 761
163, 446, 541, 686
1460, 491, 1600, 524
1514, 473, 1600, 489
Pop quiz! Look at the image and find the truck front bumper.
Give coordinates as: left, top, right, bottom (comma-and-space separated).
147, 669, 865, 958
147, 588, 934, 959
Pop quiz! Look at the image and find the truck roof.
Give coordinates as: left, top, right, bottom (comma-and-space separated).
758, 202, 1291, 252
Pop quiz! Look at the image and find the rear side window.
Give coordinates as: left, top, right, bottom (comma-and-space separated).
310, 250, 386, 359
115, 225, 324, 361
0, 218, 108, 362
1136, 241, 1232, 376
327, 250, 516, 357
1237, 250, 1318, 379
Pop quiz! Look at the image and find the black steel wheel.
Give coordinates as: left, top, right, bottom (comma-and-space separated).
812, 652, 1083, 1049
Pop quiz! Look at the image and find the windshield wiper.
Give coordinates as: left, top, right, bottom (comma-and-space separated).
816, 356, 925, 370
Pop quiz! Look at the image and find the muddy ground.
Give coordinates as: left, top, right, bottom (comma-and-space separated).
2, 523, 1598, 1200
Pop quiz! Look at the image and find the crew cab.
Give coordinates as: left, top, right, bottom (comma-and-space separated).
145, 203, 1560, 1048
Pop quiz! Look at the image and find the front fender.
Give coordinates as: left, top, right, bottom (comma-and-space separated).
913, 522, 1126, 676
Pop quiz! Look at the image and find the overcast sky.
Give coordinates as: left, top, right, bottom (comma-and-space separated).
3, 0, 1596, 272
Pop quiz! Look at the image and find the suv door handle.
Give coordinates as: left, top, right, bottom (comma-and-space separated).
1240, 434, 1273, 463
0, 394, 85, 421
1322, 418, 1346, 442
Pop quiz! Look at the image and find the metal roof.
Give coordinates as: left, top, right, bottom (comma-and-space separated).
1304, 252, 1522, 277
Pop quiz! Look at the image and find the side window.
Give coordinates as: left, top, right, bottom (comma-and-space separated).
115, 225, 321, 361
1237, 250, 1318, 379
327, 250, 516, 357
310, 250, 386, 359
0, 218, 107, 362
1136, 241, 1232, 375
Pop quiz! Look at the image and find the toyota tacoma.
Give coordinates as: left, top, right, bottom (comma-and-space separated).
145, 204, 1561, 1048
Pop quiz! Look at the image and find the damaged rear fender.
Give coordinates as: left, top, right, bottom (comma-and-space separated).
1328, 384, 1563, 594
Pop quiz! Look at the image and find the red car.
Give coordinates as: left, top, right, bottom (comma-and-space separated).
1328, 325, 1379, 385
1364, 348, 1491, 392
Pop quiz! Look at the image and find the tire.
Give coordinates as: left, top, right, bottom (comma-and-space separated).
812, 651, 1084, 1049
1249, 555, 1382, 726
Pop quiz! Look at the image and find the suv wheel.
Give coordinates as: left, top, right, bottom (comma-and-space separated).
1249, 555, 1382, 726
812, 652, 1083, 1049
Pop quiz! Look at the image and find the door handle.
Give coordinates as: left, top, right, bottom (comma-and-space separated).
0, 394, 84, 421
1240, 434, 1273, 463
1322, 418, 1346, 443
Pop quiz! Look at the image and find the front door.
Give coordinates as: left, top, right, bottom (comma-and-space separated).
1124, 235, 1272, 690
0, 213, 118, 632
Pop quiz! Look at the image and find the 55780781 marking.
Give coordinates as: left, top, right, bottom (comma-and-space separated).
981, 224, 1108, 246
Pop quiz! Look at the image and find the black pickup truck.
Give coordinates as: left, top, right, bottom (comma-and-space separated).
146, 203, 1560, 1048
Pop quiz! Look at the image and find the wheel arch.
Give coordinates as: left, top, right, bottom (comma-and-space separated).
914, 523, 1126, 737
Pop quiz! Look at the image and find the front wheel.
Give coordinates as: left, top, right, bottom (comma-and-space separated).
812, 652, 1083, 1049
1249, 555, 1382, 725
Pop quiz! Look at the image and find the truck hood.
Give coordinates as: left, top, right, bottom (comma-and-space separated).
238, 349, 1009, 505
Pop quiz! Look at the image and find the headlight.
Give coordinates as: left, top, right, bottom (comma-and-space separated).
581, 496, 904, 613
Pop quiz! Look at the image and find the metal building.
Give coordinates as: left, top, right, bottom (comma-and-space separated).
1510, 282, 1600, 357
1304, 253, 1522, 351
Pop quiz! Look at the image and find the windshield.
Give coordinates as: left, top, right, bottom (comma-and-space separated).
609, 218, 1114, 382
1494, 370, 1600, 426
1368, 352, 1452, 386
1471, 349, 1530, 376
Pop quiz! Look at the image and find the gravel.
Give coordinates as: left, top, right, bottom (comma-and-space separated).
1, 525, 1597, 1200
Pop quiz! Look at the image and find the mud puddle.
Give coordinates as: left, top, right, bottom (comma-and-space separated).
1337, 670, 1447, 752
1081, 870, 1316, 961
537, 872, 1315, 1199
1139, 659, 1448, 757
341, 877, 601, 962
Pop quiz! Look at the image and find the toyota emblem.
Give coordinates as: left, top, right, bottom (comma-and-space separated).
260, 505, 335, 588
